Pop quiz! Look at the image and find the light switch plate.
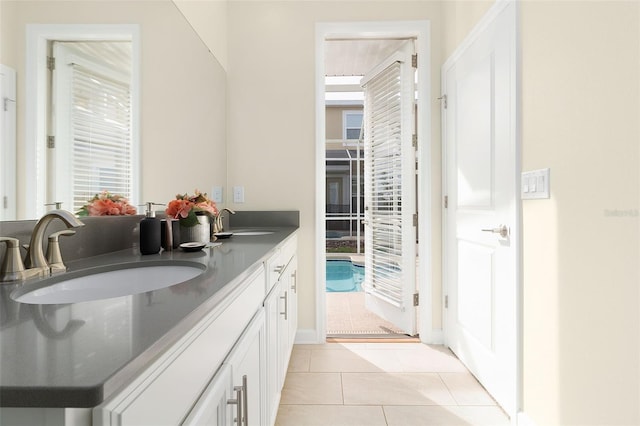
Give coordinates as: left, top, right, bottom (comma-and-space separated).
521, 168, 550, 199
211, 186, 223, 204
233, 186, 244, 203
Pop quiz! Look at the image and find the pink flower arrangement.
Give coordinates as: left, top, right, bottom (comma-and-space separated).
166, 190, 218, 227
77, 191, 137, 216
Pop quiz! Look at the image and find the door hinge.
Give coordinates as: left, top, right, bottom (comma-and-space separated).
3, 97, 15, 112
438, 94, 447, 109
47, 136, 55, 148
444, 295, 448, 309
412, 134, 417, 148
3, 196, 7, 209
444, 195, 448, 209
411, 54, 417, 68
413, 293, 419, 306
413, 213, 418, 227
47, 56, 55, 71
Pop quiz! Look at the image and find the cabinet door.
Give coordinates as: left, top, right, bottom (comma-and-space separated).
227, 309, 266, 426
278, 255, 298, 380
264, 285, 280, 425
182, 365, 232, 426
286, 255, 298, 349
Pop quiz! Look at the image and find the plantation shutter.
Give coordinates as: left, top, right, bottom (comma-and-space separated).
362, 42, 417, 334
51, 41, 133, 213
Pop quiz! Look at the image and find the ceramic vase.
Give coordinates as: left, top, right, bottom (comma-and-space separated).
179, 214, 211, 244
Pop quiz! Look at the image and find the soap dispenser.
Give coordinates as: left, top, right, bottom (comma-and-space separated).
140, 202, 161, 255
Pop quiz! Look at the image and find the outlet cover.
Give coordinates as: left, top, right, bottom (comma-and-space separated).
233, 186, 244, 203
211, 186, 223, 203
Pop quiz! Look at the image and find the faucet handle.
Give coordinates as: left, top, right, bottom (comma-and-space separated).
46, 230, 76, 273
0, 237, 26, 283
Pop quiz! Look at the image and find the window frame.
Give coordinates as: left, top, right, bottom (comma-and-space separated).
342, 109, 364, 141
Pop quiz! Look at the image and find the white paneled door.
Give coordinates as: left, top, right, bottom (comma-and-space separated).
443, 2, 518, 417
362, 41, 417, 336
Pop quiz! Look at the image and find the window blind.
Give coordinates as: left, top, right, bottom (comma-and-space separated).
70, 63, 132, 212
363, 61, 405, 307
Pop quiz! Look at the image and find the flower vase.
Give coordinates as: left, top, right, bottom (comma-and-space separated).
180, 214, 211, 244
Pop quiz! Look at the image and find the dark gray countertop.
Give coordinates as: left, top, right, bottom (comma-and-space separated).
0, 226, 297, 408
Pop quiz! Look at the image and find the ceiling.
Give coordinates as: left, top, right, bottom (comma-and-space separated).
324, 39, 411, 77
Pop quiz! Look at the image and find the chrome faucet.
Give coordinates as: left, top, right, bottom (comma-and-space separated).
0, 209, 85, 283
24, 210, 84, 273
213, 208, 236, 234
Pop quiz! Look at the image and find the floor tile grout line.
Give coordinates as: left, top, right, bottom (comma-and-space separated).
381, 405, 390, 426
437, 372, 461, 406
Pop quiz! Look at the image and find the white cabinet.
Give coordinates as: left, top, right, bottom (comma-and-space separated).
226, 310, 266, 426
184, 309, 266, 426
6, 232, 300, 426
264, 284, 281, 425
94, 266, 266, 426
182, 365, 232, 426
264, 236, 298, 425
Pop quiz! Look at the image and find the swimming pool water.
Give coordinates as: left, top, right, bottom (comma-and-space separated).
326, 260, 364, 292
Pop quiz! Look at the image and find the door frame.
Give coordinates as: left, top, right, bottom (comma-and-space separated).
441, 0, 522, 419
314, 20, 434, 343
24, 24, 140, 219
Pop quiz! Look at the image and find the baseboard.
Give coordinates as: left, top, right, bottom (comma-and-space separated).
517, 411, 537, 426
294, 328, 322, 344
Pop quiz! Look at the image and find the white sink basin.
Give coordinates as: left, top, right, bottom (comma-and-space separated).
232, 230, 275, 236
12, 262, 205, 305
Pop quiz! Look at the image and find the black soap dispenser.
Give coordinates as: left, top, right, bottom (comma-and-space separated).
140, 202, 161, 255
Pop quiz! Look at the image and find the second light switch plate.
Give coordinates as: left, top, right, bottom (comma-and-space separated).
522, 168, 550, 199
233, 186, 244, 203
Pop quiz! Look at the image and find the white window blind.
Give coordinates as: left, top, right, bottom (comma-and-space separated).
363, 58, 414, 309
69, 62, 132, 212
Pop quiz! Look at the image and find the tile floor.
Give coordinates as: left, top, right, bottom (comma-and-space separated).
275, 342, 510, 426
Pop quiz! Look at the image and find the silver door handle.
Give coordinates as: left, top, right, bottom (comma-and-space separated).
241, 375, 248, 426
228, 385, 243, 424
481, 225, 509, 238
280, 290, 288, 320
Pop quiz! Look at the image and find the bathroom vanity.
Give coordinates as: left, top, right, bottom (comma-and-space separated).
0, 214, 298, 426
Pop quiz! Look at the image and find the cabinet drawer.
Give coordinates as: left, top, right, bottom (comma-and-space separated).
95, 266, 265, 426
264, 234, 297, 294
265, 250, 283, 293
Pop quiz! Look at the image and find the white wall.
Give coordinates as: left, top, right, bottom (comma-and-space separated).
226, 0, 444, 337
0, 1, 227, 217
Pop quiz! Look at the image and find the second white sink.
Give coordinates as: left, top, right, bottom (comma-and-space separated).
232, 230, 275, 236
12, 262, 206, 305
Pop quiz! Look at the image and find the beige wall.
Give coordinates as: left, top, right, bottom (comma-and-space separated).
0, 0, 227, 217
520, 1, 639, 424
325, 106, 362, 140
227, 0, 444, 335
441, 0, 494, 58
172, 0, 228, 71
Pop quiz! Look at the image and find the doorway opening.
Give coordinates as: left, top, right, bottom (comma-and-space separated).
315, 21, 433, 344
